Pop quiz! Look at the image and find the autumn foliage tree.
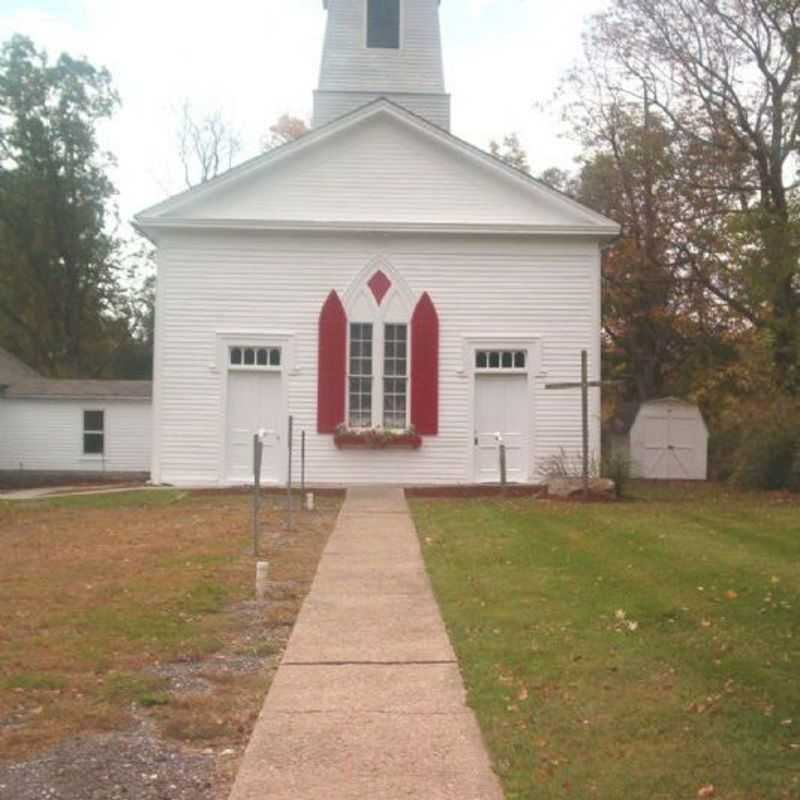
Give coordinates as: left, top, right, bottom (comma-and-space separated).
264, 114, 308, 150
583, 0, 800, 394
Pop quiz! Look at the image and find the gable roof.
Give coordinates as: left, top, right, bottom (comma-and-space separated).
0, 347, 40, 385
1, 379, 152, 401
135, 98, 620, 240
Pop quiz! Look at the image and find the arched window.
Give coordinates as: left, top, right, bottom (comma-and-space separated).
317, 267, 438, 435
345, 269, 412, 430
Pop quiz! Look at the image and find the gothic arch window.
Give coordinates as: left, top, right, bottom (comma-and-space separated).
346, 269, 413, 430
316, 264, 438, 435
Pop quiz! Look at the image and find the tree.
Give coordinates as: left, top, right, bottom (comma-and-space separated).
537, 166, 580, 197
107, 242, 156, 380
264, 113, 308, 150
576, 113, 730, 401
554, 40, 745, 401
0, 35, 126, 377
489, 132, 530, 173
177, 101, 241, 188
586, 0, 800, 392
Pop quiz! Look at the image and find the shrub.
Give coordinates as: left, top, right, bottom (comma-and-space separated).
731, 423, 800, 491
708, 428, 741, 483
536, 448, 599, 482
537, 447, 632, 498
601, 451, 634, 499
788, 446, 800, 493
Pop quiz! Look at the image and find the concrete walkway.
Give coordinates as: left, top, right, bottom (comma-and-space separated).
0, 484, 153, 501
228, 486, 504, 800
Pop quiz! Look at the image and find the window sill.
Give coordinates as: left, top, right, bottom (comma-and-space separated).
334, 432, 422, 450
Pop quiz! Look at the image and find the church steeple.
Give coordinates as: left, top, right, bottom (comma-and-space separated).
314, 0, 450, 130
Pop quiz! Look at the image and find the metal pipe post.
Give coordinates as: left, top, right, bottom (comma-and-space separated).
581, 350, 590, 498
301, 430, 306, 499
287, 415, 294, 531
252, 433, 262, 557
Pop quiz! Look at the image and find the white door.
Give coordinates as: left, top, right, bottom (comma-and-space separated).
225, 371, 283, 484
474, 374, 528, 483
642, 410, 696, 479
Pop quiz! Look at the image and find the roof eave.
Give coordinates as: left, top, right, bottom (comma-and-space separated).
134, 217, 621, 240
4, 393, 152, 402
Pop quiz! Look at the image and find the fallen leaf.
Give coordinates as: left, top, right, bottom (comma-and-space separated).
698, 785, 715, 798
725, 590, 738, 601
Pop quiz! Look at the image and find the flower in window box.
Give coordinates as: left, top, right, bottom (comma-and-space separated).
334, 424, 422, 449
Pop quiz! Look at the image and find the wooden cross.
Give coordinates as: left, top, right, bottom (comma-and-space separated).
545, 350, 616, 497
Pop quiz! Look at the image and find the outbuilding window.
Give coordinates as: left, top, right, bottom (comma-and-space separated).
83, 410, 105, 455
367, 0, 400, 49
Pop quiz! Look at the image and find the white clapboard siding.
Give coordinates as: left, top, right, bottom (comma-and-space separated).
180, 113, 596, 228
318, 0, 446, 96
152, 231, 601, 487
0, 399, 152, 473
314, 90, 450, 131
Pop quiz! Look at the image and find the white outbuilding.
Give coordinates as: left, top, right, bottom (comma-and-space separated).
0, 347, 152, 485
629, 398, 709, 480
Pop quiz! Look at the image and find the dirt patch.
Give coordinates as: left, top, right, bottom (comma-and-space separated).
0, 491, 340, 799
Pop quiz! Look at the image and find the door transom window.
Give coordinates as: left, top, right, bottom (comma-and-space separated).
230, 346, 282, 369
475, 350, 527, 371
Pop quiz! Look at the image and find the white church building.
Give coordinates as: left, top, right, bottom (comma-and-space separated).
134, 0, 619, 488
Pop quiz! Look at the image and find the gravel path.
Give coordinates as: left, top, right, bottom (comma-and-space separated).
0, 720, 217, 800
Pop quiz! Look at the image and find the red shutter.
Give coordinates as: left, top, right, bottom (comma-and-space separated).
317, 291, 347, 434
411, 292, 439, 436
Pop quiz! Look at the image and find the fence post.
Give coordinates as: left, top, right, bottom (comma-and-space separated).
252, 433, 263, 557
301, 430, 306, 499
287, 415, 294, 531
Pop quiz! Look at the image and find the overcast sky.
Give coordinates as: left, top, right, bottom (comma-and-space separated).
0, 0, 609, 230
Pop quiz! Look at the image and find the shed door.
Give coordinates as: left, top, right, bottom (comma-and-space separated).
225, 371, 283, 484
642, 408, 697, 479
474, 374, 528, 483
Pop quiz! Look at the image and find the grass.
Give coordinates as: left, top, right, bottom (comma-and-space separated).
412, 483, 800, 800
0, 489, 340, 760
101, 673, 171, 707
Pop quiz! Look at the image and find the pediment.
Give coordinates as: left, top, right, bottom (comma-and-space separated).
136, 100, 618, 237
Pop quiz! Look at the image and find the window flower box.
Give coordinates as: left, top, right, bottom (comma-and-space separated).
334, 425, 422, 450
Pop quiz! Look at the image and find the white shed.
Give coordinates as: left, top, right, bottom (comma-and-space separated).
0, 359, 152, 484
629, 398, 708, 480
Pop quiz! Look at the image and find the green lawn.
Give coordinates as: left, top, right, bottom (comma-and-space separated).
412, 484, 800, 800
